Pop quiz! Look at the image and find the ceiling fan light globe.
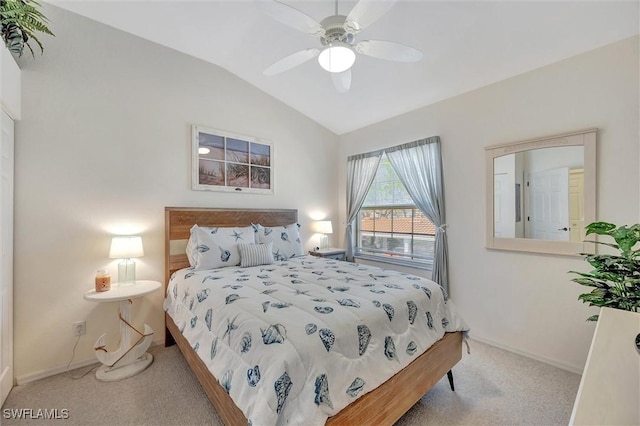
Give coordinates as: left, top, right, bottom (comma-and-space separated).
318, 44, 356, 73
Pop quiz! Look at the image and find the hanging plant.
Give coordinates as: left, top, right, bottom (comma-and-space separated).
569, 222, 640, 321
0, 0, 53, 57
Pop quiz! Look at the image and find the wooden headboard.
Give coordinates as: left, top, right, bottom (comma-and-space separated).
164, 207, 298, 292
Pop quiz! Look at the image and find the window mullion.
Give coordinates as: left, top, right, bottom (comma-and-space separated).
411, 208, 415, 260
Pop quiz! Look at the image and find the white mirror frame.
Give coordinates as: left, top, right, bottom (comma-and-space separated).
485, 128, 597, 256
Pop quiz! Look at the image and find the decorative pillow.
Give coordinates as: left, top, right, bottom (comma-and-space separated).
186, 225, 256, 269
255, 223, 304, 260
185, 233, 197, 267
238, 242, 274, 268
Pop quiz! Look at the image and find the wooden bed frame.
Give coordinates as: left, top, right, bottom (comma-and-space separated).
164, 207, 462, 425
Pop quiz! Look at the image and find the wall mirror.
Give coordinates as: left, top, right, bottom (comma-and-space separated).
485, 129, 597, 255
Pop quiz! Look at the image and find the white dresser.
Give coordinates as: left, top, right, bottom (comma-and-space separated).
570, 307, 640, 425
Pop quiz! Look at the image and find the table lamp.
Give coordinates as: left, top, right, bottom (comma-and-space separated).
312, 221, 333, 250
109, 236, 144, 286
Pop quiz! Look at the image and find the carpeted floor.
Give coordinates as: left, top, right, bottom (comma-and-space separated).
2, 339, 580, 425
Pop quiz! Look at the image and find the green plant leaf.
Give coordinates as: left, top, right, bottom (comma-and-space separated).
571, 276, 610, 289
585, 222, 616, 236
570, 222, 640, 320
0, 0, 54, 57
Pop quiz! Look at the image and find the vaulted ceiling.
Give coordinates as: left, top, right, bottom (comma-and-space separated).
50, 1, 639, 134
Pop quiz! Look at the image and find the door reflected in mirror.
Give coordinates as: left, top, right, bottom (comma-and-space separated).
485, 128, 596, 256
493, 146, 585, 242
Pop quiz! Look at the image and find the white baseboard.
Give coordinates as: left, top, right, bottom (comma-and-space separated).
470, 335, 584, 375
16, 339, 164, 386
16, 359, 98, 386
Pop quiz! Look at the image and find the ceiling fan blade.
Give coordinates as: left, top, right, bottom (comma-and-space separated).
256, 0, 325, 37
355, 40, 423, 62
345, 0, 398, 33
331, 69, 352, 93
264, 48, 320, 76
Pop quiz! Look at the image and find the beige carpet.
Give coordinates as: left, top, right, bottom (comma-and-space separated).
2, 340, 580, 425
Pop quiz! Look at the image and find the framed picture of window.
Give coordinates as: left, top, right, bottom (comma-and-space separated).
192, 125, 274, 194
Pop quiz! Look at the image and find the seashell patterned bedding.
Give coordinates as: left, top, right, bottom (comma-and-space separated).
164, 255, 468, 425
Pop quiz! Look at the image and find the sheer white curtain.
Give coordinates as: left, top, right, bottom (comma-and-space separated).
345, 151, 382, 261
385, 137, 449, 292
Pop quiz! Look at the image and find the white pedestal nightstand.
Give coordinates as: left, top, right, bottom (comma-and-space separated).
84, 280, 161, 382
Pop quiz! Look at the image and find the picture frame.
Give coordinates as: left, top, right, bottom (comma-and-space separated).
192, 125, 274, 194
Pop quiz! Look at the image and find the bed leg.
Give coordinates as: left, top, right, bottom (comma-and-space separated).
446, 370, 455, 392
165, 326, 175, 347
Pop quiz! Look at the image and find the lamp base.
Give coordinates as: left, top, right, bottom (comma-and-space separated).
118, 259, 136, 286
320, 234, 329, 250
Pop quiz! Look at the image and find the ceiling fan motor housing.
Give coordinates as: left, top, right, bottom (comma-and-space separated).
320, 15, 355, 46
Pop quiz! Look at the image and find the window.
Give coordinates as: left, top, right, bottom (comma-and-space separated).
356, 154, 435, 267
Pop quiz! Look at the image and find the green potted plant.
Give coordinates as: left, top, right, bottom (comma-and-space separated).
0, 0, 53, 57
570, 222, 640, 321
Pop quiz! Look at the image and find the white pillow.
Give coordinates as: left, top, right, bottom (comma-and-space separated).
255, 223, 304, 260
238, 242, 274, 268
186, 225, 256, 269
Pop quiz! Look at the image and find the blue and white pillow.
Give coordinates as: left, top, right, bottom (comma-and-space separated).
238, 242, 274, 268
186, 225, 256, 269
255, 223, 304, 260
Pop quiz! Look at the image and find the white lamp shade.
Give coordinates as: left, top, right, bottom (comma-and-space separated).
109, 236, 144, 259
318, 43, 356, 73
312, 221, 333, 235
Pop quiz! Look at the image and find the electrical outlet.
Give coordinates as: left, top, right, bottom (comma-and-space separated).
72, 321, 86, 336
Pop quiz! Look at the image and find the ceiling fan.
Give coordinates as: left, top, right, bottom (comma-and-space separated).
258, 0, 423, 93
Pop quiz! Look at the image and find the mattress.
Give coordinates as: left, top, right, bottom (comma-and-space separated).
164, 255, 468, 425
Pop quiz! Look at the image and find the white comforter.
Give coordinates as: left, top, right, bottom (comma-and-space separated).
164, 256, 467, 425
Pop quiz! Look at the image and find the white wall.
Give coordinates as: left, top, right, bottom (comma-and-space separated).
0, 46, 20, 120
13, 5, 339, 382
525, 146, 584, 173
338, 36, 640, 373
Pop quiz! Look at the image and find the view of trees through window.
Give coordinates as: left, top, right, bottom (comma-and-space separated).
357, 155, 436, 262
